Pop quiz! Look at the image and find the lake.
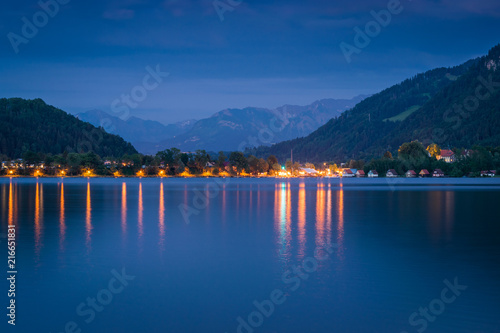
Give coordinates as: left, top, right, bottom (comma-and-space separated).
1, 177, 500, 333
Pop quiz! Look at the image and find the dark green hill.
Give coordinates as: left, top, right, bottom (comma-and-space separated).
0, 98, 137, 158
253, 44, 500, 162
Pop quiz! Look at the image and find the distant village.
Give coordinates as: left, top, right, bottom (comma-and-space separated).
322, 149, 496, 179
285, 147, 496, 178
0, 142, 499, 178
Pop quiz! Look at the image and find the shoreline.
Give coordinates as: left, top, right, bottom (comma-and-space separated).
1, 175, 499, 179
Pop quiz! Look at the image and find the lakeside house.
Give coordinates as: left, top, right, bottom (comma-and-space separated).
481, 170, 497, 177
419, 169, 430, 177
300, 168, 319, 176
433, 169, 445, 177
104, 160, 119, 168
368, 170, 378, 178
1, 159, 24, 169
386, 169, 399, 178
437, 149, 456, 163
405, 170, 417, 178
356, 170, 366, 177
341, 169, 355, 177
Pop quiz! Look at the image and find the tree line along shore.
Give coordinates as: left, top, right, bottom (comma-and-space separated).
1, 141, 499, 178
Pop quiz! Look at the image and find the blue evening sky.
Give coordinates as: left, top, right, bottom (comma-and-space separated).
1, 0, 499, 123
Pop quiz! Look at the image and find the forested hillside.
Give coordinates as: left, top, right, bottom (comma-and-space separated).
253, 44, 500, 162
0, 98, 137, 158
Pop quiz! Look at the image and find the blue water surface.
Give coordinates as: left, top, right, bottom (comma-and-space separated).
1, 177, 499, 333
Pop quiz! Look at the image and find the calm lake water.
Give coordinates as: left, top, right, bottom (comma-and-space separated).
1, 177, 500, 333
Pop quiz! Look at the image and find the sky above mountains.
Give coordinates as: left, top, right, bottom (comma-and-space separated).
1, 0, 500, 123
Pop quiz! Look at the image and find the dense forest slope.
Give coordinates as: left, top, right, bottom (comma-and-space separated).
254, 44, 500, 162
0, 98, 137, 158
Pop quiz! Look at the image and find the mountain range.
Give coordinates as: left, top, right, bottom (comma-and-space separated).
252, 44, 500, 162
77, 96, 367, 154
76, 110, 196, 153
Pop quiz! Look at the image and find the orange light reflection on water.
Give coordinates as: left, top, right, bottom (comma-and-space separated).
159, 182, 165, 250
85, 182, 92, 254
138, 183, 144, 242
336, 183, 345, 261
8, 180, 14, 226
121, 182, 127, 238
34, 182, 43, 263
59, 182, 65, 252
297, 182, 306, 258
315, 182, 325, 247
